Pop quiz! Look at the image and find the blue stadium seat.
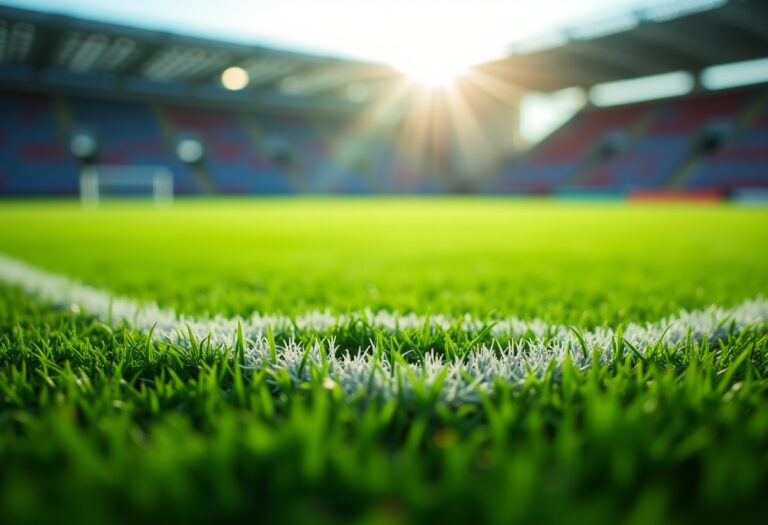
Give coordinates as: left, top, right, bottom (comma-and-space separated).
0, 90, 79, 195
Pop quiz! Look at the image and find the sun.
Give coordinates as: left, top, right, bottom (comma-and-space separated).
394, 58, 469, 88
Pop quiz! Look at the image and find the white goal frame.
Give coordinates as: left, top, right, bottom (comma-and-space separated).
80, 165, 173, 206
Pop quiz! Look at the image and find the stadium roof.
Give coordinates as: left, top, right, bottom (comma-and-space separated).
0, 0, 766, 113
0, 4, 399, 114
477, 0, 768, 91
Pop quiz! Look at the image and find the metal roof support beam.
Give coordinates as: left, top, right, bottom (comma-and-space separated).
630, 22, 734, 66
717, 4, 768, 47
562, 38, 676, 78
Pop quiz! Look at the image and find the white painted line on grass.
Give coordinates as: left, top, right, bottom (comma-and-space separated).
1, 252, 767, 401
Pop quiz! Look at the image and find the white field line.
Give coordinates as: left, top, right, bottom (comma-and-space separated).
1, 252, 767, 402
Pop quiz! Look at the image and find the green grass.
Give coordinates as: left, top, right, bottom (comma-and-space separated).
1, 199, 767, 324
1, 198, 768, 524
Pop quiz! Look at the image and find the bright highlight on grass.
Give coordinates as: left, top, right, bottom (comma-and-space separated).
221, 66, 249, 90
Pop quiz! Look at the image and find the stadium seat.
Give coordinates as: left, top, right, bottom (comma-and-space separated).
70, 97, 200, 195
494, 86, 767, 194
0, 90, 79, 195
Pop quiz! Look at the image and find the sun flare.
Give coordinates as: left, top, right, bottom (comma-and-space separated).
394, 58, 469, 88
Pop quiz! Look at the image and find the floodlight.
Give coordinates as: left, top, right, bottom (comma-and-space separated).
221, 66, 249, 90
175, 137, 204, 164
69, 130, 99, 161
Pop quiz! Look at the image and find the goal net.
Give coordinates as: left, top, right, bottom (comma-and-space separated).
80, 165, 174, 206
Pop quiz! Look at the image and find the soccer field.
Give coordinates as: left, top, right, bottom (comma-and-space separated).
1, 199, 768, 524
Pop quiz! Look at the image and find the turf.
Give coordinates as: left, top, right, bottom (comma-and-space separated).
1, 199, 768, 524
1, 199, 767, 324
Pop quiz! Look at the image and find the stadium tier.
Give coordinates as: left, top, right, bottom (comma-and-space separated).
2, 85, 766, 198
494, 85, 768, 196
0, 88, 429, 196
1, 1, 767, 199
687, 93, 768, 191
0, 91, 79, 195
70, 98, 198, 194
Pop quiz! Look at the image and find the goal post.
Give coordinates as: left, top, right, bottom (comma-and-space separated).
80, 165, 174, 206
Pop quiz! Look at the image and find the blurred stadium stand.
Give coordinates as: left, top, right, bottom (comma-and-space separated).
496, 85, 768, 195
0, 0, 767, 197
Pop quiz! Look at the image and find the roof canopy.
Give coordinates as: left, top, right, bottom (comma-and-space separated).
478, 0, 768, 92
0, 0, 765, 113
0, 4, 397, 114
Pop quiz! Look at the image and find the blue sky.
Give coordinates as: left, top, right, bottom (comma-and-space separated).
4, 0, 643, 68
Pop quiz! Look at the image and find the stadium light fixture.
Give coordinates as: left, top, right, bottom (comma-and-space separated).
221, 66, 249, 90
701, 58, 768, 91
175, 137, 204, 164
69, 130, 99, 161
589, 71, 694, 107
